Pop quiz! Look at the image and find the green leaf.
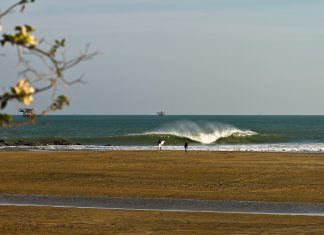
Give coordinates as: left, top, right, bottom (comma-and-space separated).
0, 113, 12, 127
1, 101, 7, 110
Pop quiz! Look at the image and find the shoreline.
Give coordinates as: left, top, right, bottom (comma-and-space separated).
2, 143, 324, 153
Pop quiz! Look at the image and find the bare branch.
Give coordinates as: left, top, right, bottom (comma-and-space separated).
0, 1, 22, 19
0, 1, 35, 20
0, 1, 97, 127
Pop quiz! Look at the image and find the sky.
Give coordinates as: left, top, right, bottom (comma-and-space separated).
1, 0, 324, 115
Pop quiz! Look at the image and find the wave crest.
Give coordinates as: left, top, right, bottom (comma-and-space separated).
143, 121, 256, 144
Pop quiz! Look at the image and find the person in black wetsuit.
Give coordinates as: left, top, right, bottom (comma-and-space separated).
184, 141, 188, 154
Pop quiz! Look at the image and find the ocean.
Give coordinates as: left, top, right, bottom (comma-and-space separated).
2, 115, 324, 152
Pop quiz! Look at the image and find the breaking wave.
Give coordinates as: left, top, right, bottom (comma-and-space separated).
136, 121, 257, 144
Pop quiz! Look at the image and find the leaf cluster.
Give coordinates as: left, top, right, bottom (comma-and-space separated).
0, 25, 36, 47
50, 95, 70, 111
49, 39, 65, 57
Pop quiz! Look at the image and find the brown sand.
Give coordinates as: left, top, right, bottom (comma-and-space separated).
0, 151, 324, 202
1, 206, 324, 234
1, 150, 324, 234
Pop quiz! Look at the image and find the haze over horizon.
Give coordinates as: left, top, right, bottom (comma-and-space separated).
2, 0, 324, 115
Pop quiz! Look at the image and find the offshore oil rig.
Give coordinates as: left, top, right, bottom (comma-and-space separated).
18, 108, 34, 117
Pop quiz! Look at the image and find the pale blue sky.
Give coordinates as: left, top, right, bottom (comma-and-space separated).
1, 0, 324, 114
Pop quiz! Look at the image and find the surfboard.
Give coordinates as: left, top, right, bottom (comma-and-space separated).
161, 141, 165, 146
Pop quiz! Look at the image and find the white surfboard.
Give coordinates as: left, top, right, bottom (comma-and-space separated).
160, 141, 165, 146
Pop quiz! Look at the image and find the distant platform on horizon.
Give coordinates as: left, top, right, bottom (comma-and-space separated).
156, 111, 166, 116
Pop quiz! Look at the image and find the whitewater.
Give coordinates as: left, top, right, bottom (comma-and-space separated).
4, 143, 324, 153
141, 121, 256, 144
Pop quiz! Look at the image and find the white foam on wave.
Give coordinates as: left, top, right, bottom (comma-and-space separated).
4, 143, 324, 153
143, 121, 256, 144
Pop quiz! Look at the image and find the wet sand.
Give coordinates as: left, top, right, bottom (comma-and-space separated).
2, 194, 324, 216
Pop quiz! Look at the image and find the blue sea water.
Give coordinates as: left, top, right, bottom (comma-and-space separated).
2, 115, 324, 152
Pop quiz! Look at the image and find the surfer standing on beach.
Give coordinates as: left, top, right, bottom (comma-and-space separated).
184, 141, 188, 154
157, 139, 163, 151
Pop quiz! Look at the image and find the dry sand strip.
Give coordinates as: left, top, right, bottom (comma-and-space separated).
1, 194, 324, 216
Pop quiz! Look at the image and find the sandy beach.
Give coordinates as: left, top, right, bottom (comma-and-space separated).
1, 151, 324, 202
2, 0, 324, 233
2, 205, 324, 234
1, 151, 324, 233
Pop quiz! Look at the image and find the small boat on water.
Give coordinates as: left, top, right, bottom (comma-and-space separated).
156, 110, 166, 116
18, 108, 34, 117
